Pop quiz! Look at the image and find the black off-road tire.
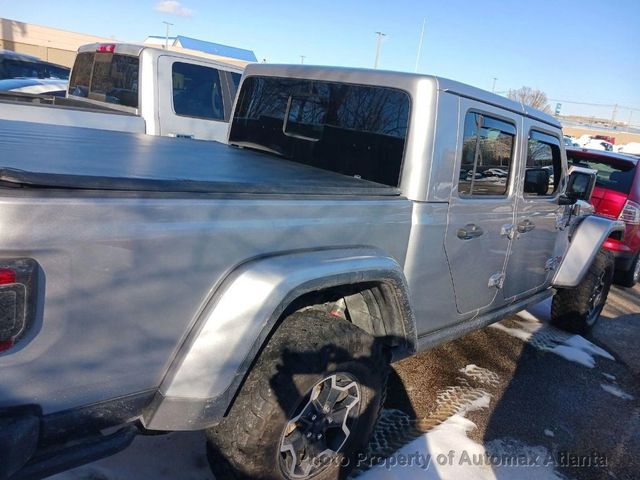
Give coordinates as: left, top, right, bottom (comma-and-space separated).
613, 253, 639, 288
551, 250, 614, 334
206, 310, 389, 480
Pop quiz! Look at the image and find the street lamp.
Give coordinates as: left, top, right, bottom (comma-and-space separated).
162, 21, 174, 49
374, 31, 386, 69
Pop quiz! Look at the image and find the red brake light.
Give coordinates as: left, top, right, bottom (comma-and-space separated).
96, 43, 116, 53
0, 268, 16, 285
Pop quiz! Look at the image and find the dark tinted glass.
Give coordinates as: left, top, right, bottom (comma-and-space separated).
230, 72, 241, 90
568, 154, 636, 194
172, 62, 224, 120
230, 76, 410, 186
0, 59, 70, 80
458, 112, 515, 196
68, 52, 94, 97
525, 130, 562, 196
89, 53, 139, 108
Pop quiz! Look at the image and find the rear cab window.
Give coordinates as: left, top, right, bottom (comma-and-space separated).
457, 112, 516, 197
567, 152, 637, 194
229, 76, 410, 187
68, 51, 139, 108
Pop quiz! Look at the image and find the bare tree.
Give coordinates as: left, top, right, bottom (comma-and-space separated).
507, 86, 551, 113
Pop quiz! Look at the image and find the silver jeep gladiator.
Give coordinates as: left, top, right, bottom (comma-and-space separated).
0, 64, 623, 480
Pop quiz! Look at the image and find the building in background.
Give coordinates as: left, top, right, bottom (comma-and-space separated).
0, 17, 257, 68
144, 35, 256, 62
0, 17, 109, 67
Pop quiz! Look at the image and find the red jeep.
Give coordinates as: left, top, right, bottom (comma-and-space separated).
567, 148, 640, 287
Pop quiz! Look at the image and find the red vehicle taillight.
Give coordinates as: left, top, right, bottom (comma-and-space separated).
619, 200, 640, 225
0, 259, 39, 353
96, 43, 116, 53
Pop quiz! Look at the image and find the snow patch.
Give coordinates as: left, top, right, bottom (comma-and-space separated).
601, 383, 634, 400
459, 364, 500, 387
543, 429, 555, 438
491, 302, 614, 369
602, 373, 616, 381
359, 415, 563, 480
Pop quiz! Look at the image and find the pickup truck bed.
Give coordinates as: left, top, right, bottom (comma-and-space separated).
0, 120, 396, 196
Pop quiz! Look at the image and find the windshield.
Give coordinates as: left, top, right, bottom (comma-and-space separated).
568, 153, 636, 194
68, 51, 139, 108
229, 76, 410, 187
0, 59, 69, 80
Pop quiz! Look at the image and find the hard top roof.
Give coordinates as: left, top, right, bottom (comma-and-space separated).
242, 63, 561, 128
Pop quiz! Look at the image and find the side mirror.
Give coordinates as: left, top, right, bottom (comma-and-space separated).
524, 168, 550, 196
561, 166, 598, 204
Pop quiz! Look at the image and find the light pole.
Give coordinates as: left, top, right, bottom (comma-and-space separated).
414, 18, 426, 73
162, 21, 174, 49
611, 104, 618, 128
300, 55, 306, 65
491, 77, 497, 93
374, 31, 386, 69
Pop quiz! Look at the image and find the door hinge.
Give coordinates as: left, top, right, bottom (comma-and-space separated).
545, 256, 562, 271
501, 224, 515, 240
488, 272, 505, 289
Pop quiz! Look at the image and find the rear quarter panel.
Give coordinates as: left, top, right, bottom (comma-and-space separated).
0, 193, 411, 414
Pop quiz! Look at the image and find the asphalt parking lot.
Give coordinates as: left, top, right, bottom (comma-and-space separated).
53, 284, 639, 480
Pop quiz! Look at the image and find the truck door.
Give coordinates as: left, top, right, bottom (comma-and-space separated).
157, 55, 237, 142
445, 102, 518, 314
502, 120, 565, 299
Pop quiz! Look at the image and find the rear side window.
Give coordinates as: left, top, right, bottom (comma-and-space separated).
525, 131, 562, 197
568, 154, 636, 194
172, 62, 224, 120
230, 76, 410, 187
458, 112, 516, 196
68, 52, 139, 108
230, 72, 241, 90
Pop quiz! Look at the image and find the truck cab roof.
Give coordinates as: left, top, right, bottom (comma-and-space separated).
240, 63, 560, 128
77, 42, 249, 71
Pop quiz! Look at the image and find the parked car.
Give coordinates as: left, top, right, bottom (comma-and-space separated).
594, 134, 616, 145
582, 139, 615, 152
482, 167, 509, 178
0, 78, 67, 96
0, 65, 621, 480
617, 142, 640, 156
0, 43, 247, 142
0, 49, 69, 80
564, 135, 580, 147
567, 147, 640, 286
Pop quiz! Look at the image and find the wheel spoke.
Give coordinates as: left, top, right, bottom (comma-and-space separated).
326, 404, 349, 427
281, 428, 307, 453
279, 373, 361, 478
315, 378, 342, 412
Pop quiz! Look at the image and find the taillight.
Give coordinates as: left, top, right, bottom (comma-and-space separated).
96, 43, 116, 53
619, 200, 640, 225
0, 259, 38, 353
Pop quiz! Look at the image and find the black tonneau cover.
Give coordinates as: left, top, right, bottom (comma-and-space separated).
0, 120, 398, 196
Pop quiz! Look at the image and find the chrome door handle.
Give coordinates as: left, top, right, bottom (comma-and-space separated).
517, 219, 535, 233
457, 224, 484, 240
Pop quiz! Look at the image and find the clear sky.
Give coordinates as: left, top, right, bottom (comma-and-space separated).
2, 0, 639, 120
